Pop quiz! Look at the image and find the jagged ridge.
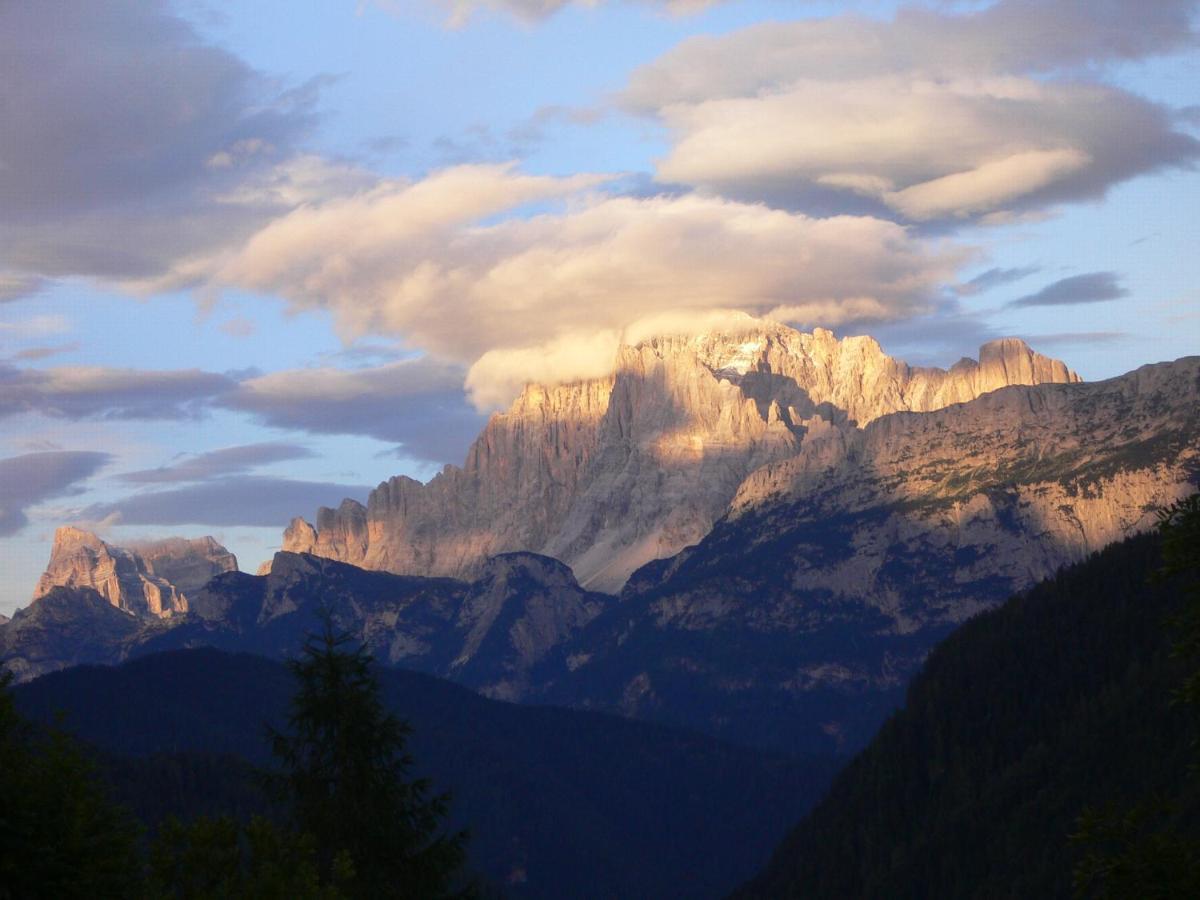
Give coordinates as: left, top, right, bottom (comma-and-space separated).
34, 527, 237, 618
281, 320, 1078, 591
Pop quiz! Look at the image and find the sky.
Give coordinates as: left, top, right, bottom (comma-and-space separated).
1, 0, 1198, 615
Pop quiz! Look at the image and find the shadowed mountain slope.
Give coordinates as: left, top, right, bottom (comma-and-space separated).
735, 528, 1198, 898
13, 649, 836, 900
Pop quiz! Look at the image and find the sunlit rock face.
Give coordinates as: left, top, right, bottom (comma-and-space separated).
280, 320, 1078, 591
544, 356, 1200, 752
33, 527, 237, 618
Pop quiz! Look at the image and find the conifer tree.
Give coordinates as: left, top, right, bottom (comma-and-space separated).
0, 669, 141, 899
270, 615, 471, 899
1071, 494, 1200, 898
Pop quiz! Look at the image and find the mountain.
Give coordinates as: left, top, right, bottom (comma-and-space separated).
3, 349, 1195, 755
537, 357, 1200, 752
0, 586, 148, 682
12, 648, 837, 900
734, 525, 1198, 898
278, 320, 1078, 592
5, 318, 1194, 744
3, 548, 613, 699
33, 526, 236, 618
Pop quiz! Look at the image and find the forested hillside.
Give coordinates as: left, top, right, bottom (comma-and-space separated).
14, 649, 835, 899
738, 518, 1200, 898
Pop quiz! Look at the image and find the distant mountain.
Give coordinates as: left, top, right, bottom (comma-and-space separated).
12, 649, 837, 900
3, 330, 1194, 756
735, 528, 1197, 898
277, 319, 1078, 592
0, 586, 149, 682
34, 526, 236, 617
3, 545, 611, 696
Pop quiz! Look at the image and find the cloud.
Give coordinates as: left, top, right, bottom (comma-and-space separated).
371, 0, 719, 27
1022, 331, 1128, 347
0, 451, 111, 536
0, 274, 46, 303
957, 266, 1040, 296
0, 0, 334, 287
861, 306, 1003, 368
118, 443, 316, 484
624, 1, 1199, 223
466, 330, 623, 409
8, 344, 81, 363
220, 359, 487, 464
0, 365, 237, 421
1007, 272, 1128, 308
0, 357, 485, 462
0, 315, 71, 339
81, 476, 370, 528
212, 164, 964, 407
218, 317, 257, 338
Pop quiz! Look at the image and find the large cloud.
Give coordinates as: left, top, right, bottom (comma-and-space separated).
0, 0, 344, 286
0, 358, 484, 463
624, 0, 1199, 223
81, 476, 371, 528
220, 359, 487, 463
0, 365, 237, 421
213, 164, 965, 406
0, 451, 111, 536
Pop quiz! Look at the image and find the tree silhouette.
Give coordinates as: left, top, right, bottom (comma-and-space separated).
270, 615, 471, 898
0, 669, 141, 899
1071, 494, 1200, 898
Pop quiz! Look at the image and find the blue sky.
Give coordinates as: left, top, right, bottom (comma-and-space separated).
0, 0, 1197, 615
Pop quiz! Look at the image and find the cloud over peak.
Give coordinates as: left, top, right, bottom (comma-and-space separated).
210, 164, 965, 405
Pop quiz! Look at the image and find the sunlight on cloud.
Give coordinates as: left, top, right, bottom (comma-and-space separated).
212, 166, 965, 408
627, 5, 1199, 223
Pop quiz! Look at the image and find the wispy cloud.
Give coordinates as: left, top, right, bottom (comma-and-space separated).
118, 443, 316, 484
8, 343, 80, 362
1007, 272, 1128, 309
0, 274, 46, 303
956, 266, 1041, 296
0, 450, 110, 536
82, 476, 370, 528
1023, 331, 1129, 347
0, 365, 237, 421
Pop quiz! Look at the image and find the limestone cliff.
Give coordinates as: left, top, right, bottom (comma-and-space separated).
724, 355, 1200, 625
33, 527, 237, 618
281, 319, 1078, 590
539, 356, 1200, 751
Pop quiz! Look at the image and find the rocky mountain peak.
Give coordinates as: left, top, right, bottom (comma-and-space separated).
274, 317, 1081, 591
33, 527, 237, 619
